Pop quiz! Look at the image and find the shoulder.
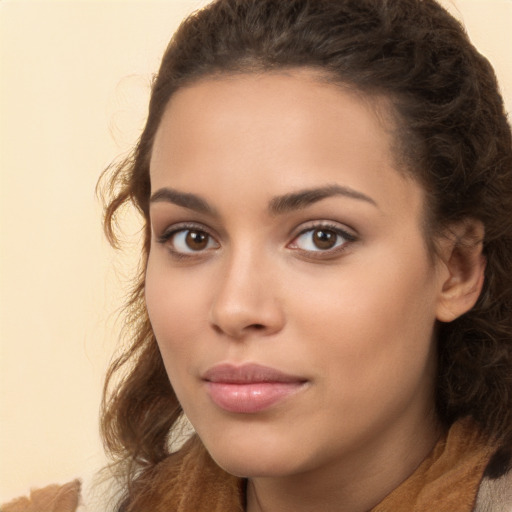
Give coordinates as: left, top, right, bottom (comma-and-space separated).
1, 480, 82, 512
474, 447, 512, 512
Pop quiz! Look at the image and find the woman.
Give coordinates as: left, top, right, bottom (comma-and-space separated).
100, 0, 512, 510
4, 0, 510, 510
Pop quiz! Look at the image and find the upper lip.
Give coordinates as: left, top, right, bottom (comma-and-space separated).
202, 363, 307, 384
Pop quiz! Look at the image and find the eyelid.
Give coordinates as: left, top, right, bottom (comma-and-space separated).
156, 222, 220, 257
287, 221, 357, 256
157, 221, 209, 240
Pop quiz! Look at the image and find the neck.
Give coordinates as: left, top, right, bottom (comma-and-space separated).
246, 411, 442, 512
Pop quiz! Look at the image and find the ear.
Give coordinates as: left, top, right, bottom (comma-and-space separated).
436, 219, 486, 323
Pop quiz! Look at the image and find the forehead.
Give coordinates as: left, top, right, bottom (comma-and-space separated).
149, 71, 422, 221
152, 71, 395, 165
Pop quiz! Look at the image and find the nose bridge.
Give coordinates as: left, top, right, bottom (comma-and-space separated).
209, 241, 284, 338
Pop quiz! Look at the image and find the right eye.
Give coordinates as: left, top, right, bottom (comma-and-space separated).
159, 227, 220, 255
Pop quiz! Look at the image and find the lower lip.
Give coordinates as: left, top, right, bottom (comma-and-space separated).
205, 381, 305, 413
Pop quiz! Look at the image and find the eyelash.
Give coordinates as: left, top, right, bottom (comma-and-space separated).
157, 223, 218, 260
156, 221, 357, 260
288, 222, 357, 250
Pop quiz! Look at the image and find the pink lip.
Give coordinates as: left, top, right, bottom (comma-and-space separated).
202, 363, 307, 413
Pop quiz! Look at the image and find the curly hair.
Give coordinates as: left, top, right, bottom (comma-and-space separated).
99, 0, 512, 506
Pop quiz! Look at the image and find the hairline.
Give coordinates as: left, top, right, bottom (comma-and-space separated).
148, 64, 440, 260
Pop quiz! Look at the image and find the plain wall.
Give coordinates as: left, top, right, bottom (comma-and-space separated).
1, 0, 511, 507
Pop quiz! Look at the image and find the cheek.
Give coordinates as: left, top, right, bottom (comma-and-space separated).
145, 256, 207, 368
291, 249, 439, 393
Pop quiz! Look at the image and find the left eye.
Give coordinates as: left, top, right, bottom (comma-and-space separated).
290, 227, 352, 252
170, 229, 219, 253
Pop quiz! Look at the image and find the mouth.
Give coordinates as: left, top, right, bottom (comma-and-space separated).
202, 363, 308, 414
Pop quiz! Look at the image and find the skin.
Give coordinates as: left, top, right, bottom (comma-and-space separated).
145, 71, 483, 512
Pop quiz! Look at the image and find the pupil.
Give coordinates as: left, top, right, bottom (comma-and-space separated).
186, 230, 208, 250
313, 229, 336, 249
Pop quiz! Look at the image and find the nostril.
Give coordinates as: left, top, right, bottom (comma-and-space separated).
212, 324, 223, 335
210, 321, 267, 336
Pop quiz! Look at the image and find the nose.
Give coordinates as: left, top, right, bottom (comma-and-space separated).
209, 249, 285, 339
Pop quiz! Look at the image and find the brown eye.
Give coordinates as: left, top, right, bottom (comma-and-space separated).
185, 230, 209, 250
290, 224, 355, 253
166, 228, 219, 254
312, 229, 338, 250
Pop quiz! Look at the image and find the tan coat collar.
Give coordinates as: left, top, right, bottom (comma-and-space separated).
159, 418, 494, 512
1, 418, 499, 512
372, 418, 494, 512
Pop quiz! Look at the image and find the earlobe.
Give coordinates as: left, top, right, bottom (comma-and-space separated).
436, 219, 486, 323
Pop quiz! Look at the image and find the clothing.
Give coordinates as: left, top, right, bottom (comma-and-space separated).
0, 480, 81, 512
3, 418, 511, 512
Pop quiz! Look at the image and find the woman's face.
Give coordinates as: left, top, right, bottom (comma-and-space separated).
146, 71, 448, 479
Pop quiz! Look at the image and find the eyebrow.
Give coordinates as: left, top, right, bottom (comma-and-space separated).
150, 187, 218, 216
268, 184, 378, 215
149, 184, 377, 216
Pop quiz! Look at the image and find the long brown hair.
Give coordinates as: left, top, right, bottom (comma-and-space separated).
99, 0, 512, 507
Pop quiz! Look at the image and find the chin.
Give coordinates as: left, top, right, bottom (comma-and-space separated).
210, 451, 298, 479
200, 429, 306, 478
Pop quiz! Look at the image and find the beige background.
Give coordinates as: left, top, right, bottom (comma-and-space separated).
0, 0, 511, 506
